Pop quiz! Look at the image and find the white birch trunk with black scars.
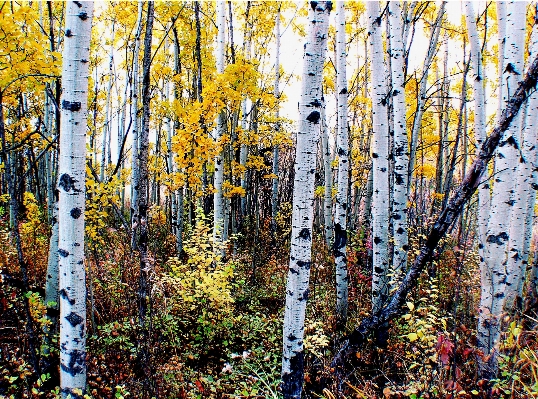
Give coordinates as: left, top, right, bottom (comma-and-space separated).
213, 1, 225, 243
483, 0, 526, 375
130, 0, 143, 249
368, 1, 390, 316
281, 3, 330, 397
334, 0, 349, 329
271, 8, 281, 228
321, 102, 333, 247
388, 0, 408, 279
407, 2, 445, 187
505, 19, 538, 313
465, 1, 492, 358
57, 2, 93, 397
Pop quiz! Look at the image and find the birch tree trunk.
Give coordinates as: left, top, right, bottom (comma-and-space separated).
388, 0, 409, 279
213, 1, 225, 244
100, 21, 115, 182
505, 15, 538, 313
482, 0, 526, 377
281, 3, 330, 397
368, 1, 390, 316
334, 0, 349, 329
130, 0, 143, 248
57, 2, 93, 396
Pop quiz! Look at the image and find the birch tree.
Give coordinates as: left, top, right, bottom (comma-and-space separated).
388, 0, 408, 278
482, 0, 526, 377
281, 2, 330, 397
367, 1, 390, 316
57, 1, 93, 396
334, 0, 349, 329
213, 0, 225, 243
271, 7, 280, 228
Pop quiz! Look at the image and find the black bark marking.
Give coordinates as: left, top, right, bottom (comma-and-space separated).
65, 29, 73, 37
58, 248, 70, 257
374, 236, 382, 244
59, 289, 75, 305
297, 260, 311, 270
506, 135, 519, 149
339, 88, 348, 94
62, 100, 81, 111
290, 267, 299, 275
299, 228, 311, 240
65, 312, 83, 327
59, 173, 76, 193
486, 232, 509, 245
505, 199, 516, 206
374, 266, 384, 274
333, 223, 347, 251
396, 227, 405, 234
70, 207, 82, 219
310, 1, 318, 10
78, 12, 88, 20
310, 99, 322, 107
306, 111, 321, 123
301, 288, 310, 301
60, 349, 86, 376
338, 147, 346, 156
372, 153, 379, 158
282, 350, 305, 398
73, 1, 82, 7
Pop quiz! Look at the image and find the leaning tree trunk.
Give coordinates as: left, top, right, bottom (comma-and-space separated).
483, 1, 526, 377
334, 0, 349, 330
388, 0, 409, 279
213, 0, 225, 244
57, 2, 93, 397
332, 44, 538, 379
368, 1, 390, 318
281, 3, 330, 398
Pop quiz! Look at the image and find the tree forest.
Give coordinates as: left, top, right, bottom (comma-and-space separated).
2, 1, 538, 398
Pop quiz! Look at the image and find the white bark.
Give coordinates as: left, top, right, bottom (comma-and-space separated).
388, 0, 409, 278
58, 2, 93, 396
335, 0, 349, 327
483, 0, 526, 371
213, 1, 225, 243
505, 19, 538, 312
100, 21, 115, 182
368, 1, 390, 315
465, 1, 493, 358
281, 3, 330, 397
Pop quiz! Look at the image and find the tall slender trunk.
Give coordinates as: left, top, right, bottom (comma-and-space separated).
368, 1, 390, 317
101, 21, 115, 182
271, 7, 281, 229
334, 0, 349, 330
388, 0, 409, 279
57, 2, 93, 396
130, 1, 143, 248
281, 3, 330, 397
482, 0, 526, 378
213, 1, 226, 245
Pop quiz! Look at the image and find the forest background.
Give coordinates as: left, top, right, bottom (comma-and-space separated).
1, 1, 538, 399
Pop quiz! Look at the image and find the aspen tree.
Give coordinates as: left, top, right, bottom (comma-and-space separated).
214, 1, 225, 243
130, 0, 143, 248
483, 0, 526, 376
57, 2, 93, 396
281, 3, 330, 397
335, 0, 349, 328
388, 0, 408, 278
367, 1, 390, 316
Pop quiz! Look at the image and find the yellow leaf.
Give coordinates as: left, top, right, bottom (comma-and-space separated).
408, 332, 418, 342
